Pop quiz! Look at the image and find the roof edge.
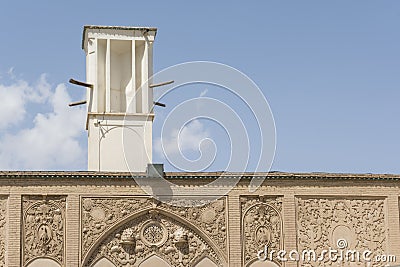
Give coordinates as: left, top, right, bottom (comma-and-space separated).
81, 25, 158, 49
0, 171, 398, 181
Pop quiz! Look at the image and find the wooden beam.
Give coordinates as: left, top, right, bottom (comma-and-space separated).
153, 101, 166, 107
69, 79, 93, 89
69, 100, 87, 107
149, 80, 174, 88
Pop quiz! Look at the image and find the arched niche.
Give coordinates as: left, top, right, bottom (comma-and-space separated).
91, 257, 116, 267
248, 260, 280, 267
194, 257, 219, 267
26, 258, 61, 267
139, 255, 171, 267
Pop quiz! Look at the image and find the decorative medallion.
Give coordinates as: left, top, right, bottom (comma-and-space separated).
140, 221, 167, 247
255, 225, 271, 246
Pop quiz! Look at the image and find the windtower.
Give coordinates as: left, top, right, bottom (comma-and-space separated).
81, 25, 157, 172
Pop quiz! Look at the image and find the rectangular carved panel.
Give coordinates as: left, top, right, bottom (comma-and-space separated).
240, 195, 283, 266
296, 196, 387, 267
22, 195, 66, 266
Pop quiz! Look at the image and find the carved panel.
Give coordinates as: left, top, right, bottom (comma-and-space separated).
296, 197, 387, 266
0, 197, 7, 267
22, 195, 66, 266
81, 197, 227, 259
241, 196, 283, 266
85, 209, 222, 267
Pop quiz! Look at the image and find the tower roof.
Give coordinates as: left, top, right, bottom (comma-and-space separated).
82, 25, 157, 49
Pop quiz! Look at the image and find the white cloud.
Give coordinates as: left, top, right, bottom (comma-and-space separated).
155, 119, 210, 157
0, 74, 51, 130
0, 74, 86, 170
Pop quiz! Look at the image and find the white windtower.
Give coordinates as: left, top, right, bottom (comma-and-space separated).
82, 25, 157, 172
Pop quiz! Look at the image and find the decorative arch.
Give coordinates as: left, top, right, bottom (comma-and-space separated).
25, 257, 61, 267
91, 257, 116, 267
83, 207, 226, 267
193, 256, 219, 267
139, 255, 170, 267
248, 259, 280, 267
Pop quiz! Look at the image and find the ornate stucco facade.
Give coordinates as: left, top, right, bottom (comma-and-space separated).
0, 171, 399, 267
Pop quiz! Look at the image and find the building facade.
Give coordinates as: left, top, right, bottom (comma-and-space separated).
0, 26, 399, 267
0, 171, 399, 266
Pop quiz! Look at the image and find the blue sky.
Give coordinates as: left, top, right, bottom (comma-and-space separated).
0, 1, 399, 173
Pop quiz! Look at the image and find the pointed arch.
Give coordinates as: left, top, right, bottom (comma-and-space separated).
139, 255, 171, 267
91, 257, 116, 267
194, 257, 219, 267
82, 207, 226, 266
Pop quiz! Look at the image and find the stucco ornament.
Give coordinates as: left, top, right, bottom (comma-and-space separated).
241, 196, 283, 266
85, 209, 222, 267
22, 195, 65, 266
296, 197, 387, 266
0, 197, 7, 267
81, 196, 227, 261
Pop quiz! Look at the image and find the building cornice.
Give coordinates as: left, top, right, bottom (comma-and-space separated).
0, 171, 398, 181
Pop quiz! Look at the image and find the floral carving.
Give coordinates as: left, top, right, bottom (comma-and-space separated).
85, 209, 222, 267
81, 197, 227, 260
81, 197, 154, 256
241, 196, 283, 266
22, 195, 66, 266
296, 197, 387, 266
0, 197, 7, 267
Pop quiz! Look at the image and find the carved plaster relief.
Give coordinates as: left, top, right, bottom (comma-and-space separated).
85, 209, 222, 267
22, 195, 66, 266
296, 197, 387, 267
241, 196, 283, 267
0, 197, 7, 267
81, 197, 227, 265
